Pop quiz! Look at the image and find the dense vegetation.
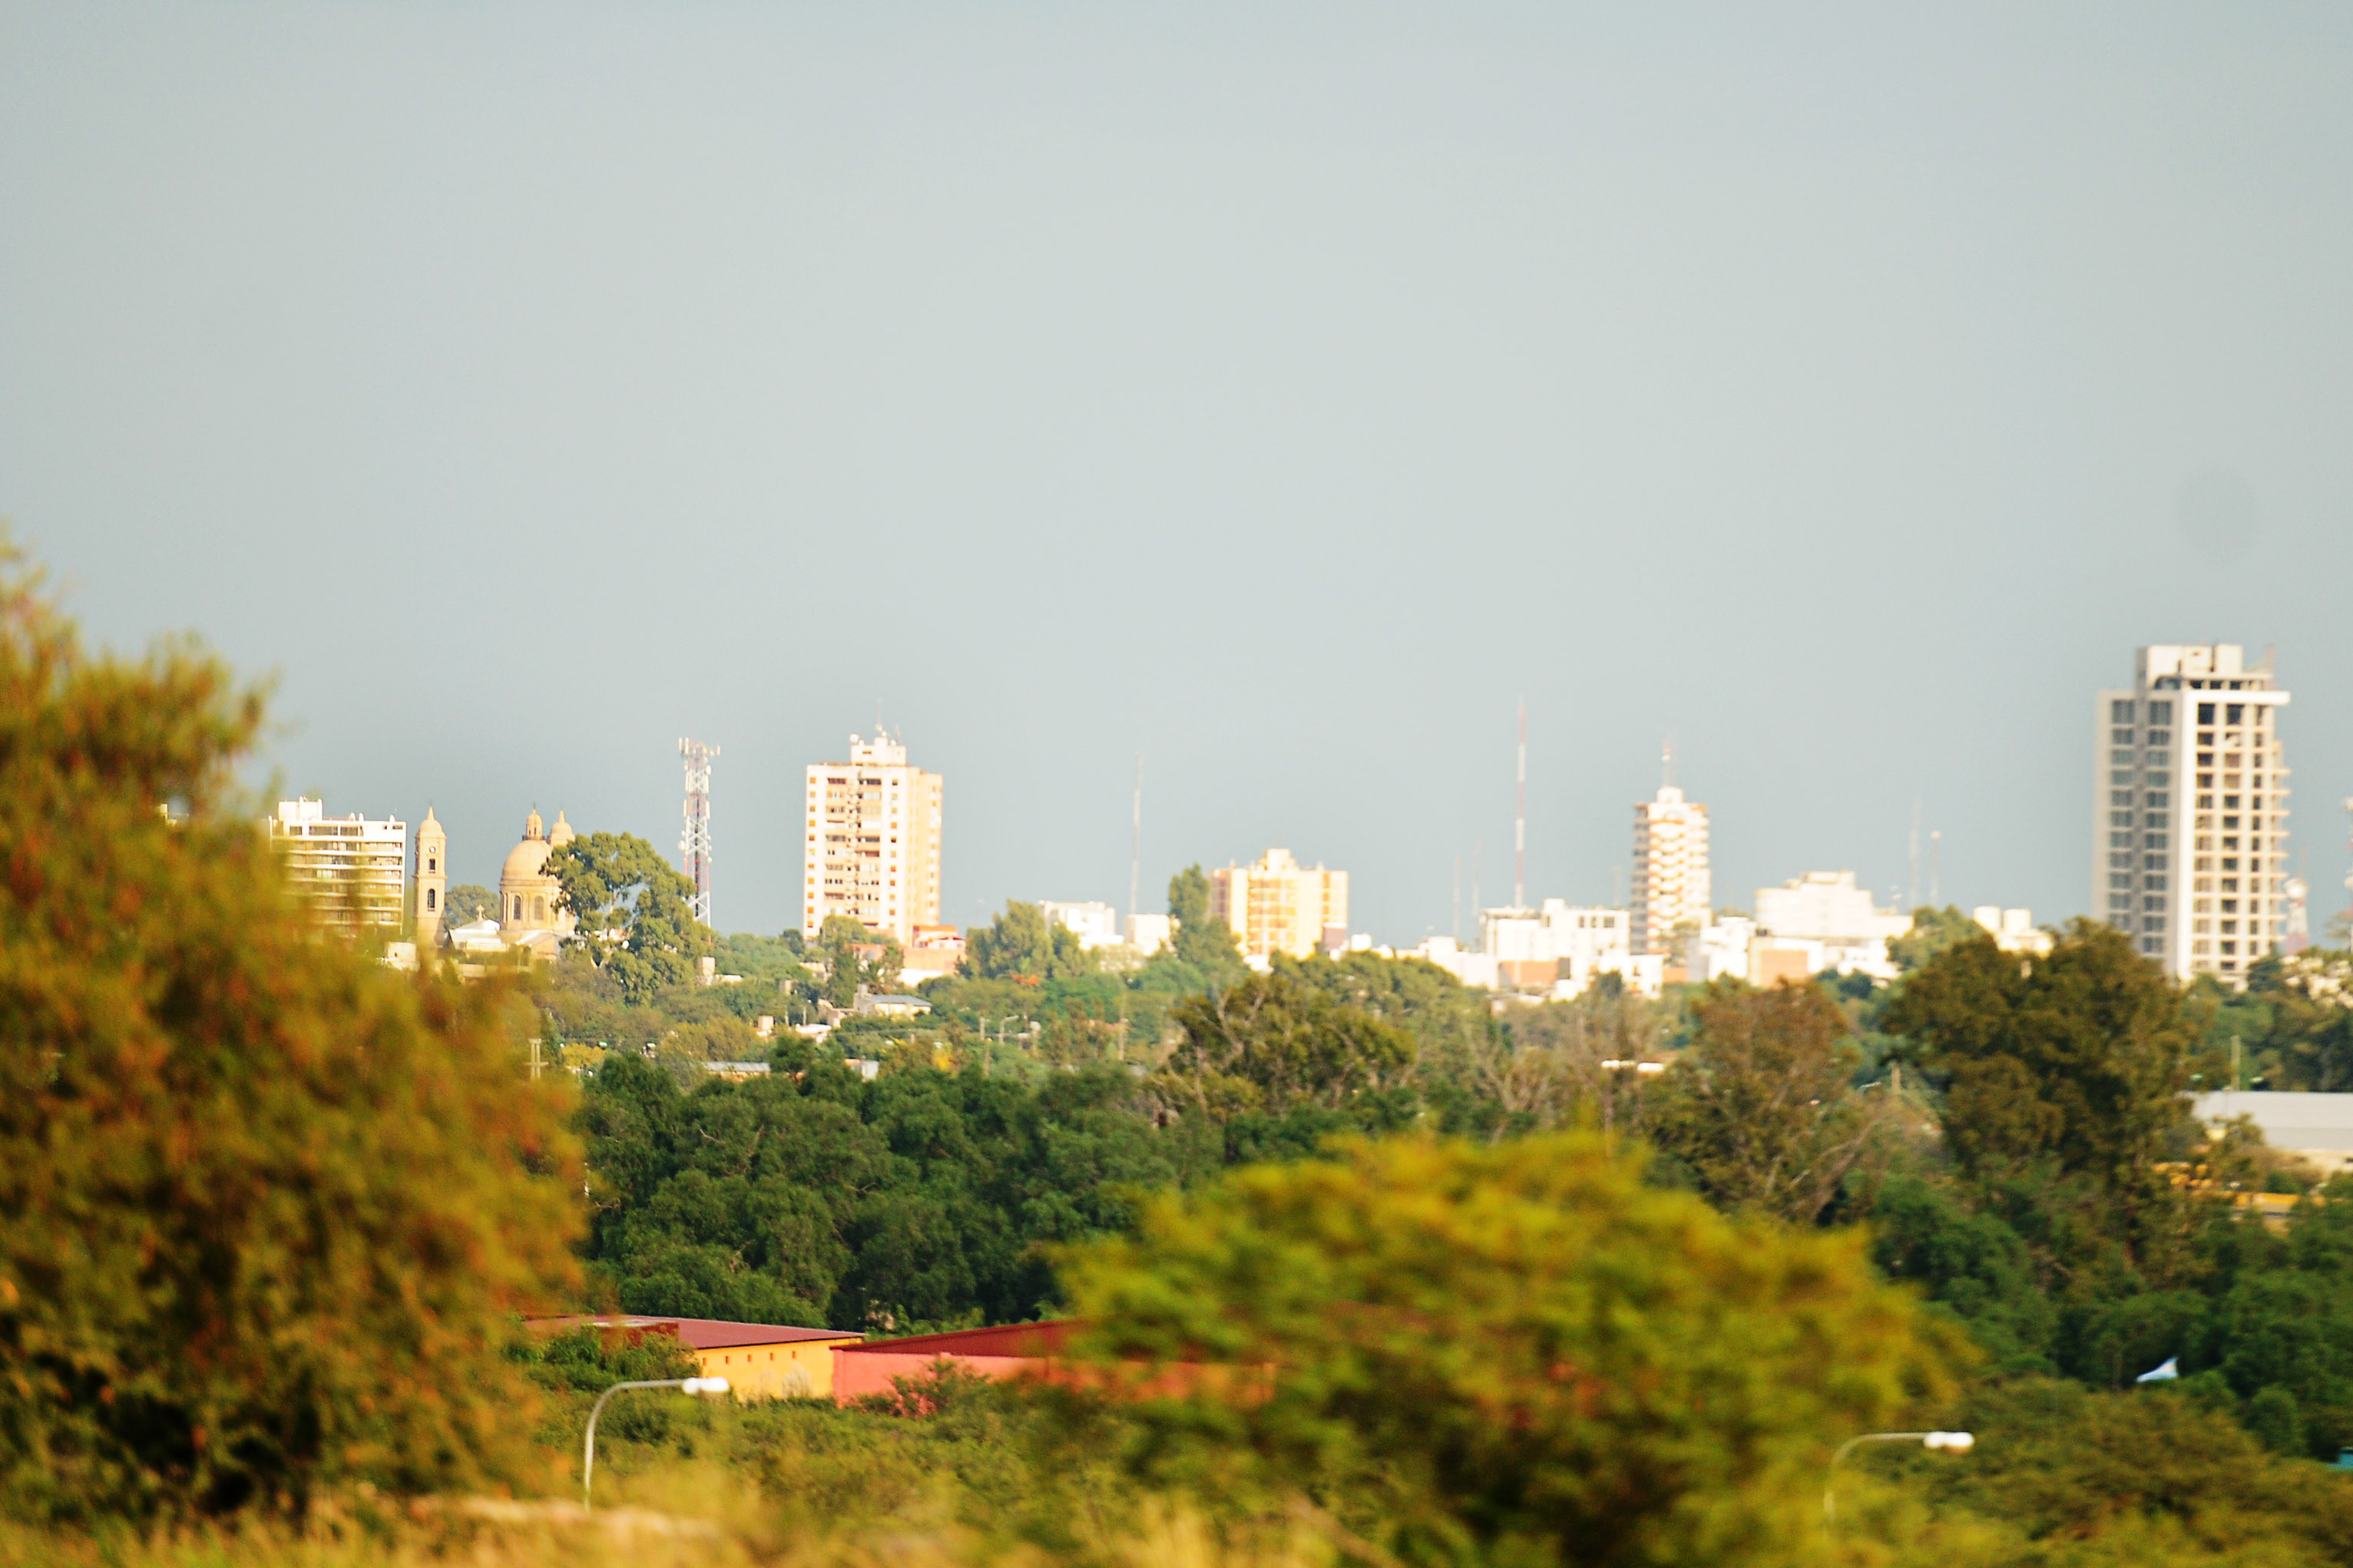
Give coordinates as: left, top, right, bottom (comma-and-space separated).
0, 551, 580, 1522
18, 537, 2353, 1565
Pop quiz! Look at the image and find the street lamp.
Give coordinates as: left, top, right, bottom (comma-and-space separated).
1823, 1431, 1973, 1524
582, 1375, 730, 1509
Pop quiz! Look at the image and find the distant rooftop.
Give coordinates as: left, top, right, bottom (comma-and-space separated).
527, 1314, 860, 1350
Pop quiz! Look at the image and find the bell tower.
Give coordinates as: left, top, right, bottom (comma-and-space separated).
415, 807, 448, 948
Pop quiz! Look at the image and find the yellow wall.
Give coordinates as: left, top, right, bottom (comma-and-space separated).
693, 1336, 862, 1401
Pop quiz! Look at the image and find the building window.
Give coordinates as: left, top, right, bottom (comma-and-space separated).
426, 888, 436, 911
2144, 875, 2168, 892
2227, 703, 2245, 724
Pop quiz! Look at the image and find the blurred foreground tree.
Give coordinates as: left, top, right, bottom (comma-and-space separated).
0, 548, 581, 1521
1057, 1133, 1961, 1568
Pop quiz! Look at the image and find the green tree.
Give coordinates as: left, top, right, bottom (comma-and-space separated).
0, 551, 581, 1520
442, 882, 496, 924
1650, 981, 1895, 1224
1156, 969, 1416, 1119
547, 832, 714, 1004
963, 901, 1097, 983
1888, 905, 1985, 972
816, 914, 901, 1006
1055, 1133, 1961, 1567
1881, 921, 2206, 1271
1166, 864, 1246, 981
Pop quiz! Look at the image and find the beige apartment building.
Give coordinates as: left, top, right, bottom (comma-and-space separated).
1209, 848, 1349, 961
1631, 782, 1710, 955
266, 798, 406, 935
2095, 644, 2291, 987
803, 731, 942, 947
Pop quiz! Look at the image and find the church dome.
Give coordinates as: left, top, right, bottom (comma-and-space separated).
502, 835, 553, 885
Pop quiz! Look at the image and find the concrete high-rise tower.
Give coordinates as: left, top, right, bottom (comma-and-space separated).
2094, 644, 2291, 987
1631, 761, 1710, 957
803, 730, 942, 946
415, 807, 447, 948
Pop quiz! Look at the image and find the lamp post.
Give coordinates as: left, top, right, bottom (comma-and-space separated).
582, 1376, 730, 1509
1823, 1430, 1973, 1525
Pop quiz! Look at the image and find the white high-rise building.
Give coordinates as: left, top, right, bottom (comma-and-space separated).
803, 731, 943, 947
2094, 645, 2291, 987
265, 798, 406, 935
1631, 782, 1710, 955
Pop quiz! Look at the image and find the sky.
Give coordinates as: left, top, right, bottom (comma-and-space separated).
5, 2, 2351, 944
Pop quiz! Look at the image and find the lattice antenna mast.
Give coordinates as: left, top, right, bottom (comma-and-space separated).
679, 738, 719, 927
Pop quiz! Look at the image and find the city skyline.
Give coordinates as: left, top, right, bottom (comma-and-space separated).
9, 8, 2350, 941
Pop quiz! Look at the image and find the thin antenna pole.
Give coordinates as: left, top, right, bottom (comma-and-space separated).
1129, 755, 1143, 927
1908, 799, 1921, 911
1453, 855, 1461, 945
1929, 829, 1941, 907
1515, 698, 1527, 911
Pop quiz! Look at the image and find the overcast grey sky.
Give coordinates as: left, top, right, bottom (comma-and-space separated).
5, 3, 2350, 941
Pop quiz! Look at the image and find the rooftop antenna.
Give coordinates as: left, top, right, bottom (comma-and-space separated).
1929, 829, 1941, 907
1661, 737, 1676, 789
679, 738, 719, 928
1514, 698, 1527, 911
1129, 754, 1143, 928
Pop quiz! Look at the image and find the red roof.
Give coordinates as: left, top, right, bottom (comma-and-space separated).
839, 1319, 1077, 1358
528, 1315, 862, 1350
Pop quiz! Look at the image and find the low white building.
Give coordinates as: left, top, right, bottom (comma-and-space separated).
1041, 900, 1124, 950
1974, 906, 2054, 956
1754, 871, 1909, 979
1683, 917, 1756, 984
2196, 1091, 2353, 1174
1125, 912, 1173, 954
1407, 935, 1501, 991
1481, 901, 1633, 992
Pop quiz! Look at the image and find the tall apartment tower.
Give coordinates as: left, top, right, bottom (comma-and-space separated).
803, 730, 943, 947
2094, 644, 2291, 986
1208, 847, 1350, 961
415, 807, 447, 948
1631, 782, 1711, 955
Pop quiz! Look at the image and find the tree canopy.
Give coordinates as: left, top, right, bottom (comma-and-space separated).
963, 901, 1097, 984
1057, 1133, 1960, 1567
1881, 921, 2204, 1269
545, 830, 713, 1003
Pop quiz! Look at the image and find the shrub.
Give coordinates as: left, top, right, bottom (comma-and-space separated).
0, 552, 581, 1520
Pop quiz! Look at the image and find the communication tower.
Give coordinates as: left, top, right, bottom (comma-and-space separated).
680, 738, 719, 927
